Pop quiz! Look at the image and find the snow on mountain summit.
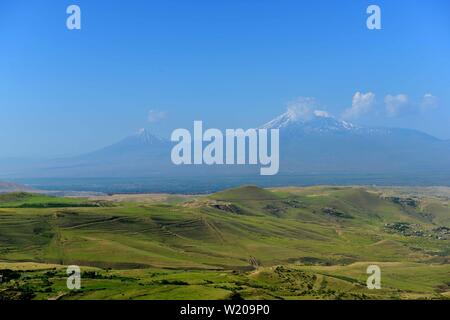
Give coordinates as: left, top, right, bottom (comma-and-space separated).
128, 128, 166, 144
261, 109, 358, 134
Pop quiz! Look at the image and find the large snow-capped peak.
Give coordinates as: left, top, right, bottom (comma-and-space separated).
261, 109, 358, 133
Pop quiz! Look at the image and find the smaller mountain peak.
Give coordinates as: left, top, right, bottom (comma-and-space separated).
127, 128, 165, 144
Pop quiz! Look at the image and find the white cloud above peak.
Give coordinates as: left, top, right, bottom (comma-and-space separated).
384, 94, 409, 117
148, 110, 166, 123
285, 97, 321, 121
420, 93, 438, 110
342, 91, 375, 120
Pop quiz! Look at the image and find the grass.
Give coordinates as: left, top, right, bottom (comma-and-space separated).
0, 185, 449, 300
0, 192, 102, 208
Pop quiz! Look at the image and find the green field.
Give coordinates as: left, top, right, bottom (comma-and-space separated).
0, 186, 449, 300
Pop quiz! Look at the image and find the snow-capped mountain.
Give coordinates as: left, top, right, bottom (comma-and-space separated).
84, 128, 169, 157
1, 110, 449, 180
0, 129, 173, 178
262, 109, 438, 142
121, 128, 166, 145
262, 109, 357, 133
260, 109, 445, 174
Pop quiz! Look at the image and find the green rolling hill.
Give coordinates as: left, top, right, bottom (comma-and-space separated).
0, 186, 449, 300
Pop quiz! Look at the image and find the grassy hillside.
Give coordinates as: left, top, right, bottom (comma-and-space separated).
0, 186, 449, 300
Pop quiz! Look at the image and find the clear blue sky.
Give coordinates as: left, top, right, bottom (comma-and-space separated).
1, 0, 449, 157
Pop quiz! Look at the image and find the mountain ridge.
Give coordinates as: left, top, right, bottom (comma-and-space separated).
1, 110, 449, 182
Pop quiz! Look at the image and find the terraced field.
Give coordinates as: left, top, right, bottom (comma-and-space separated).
0, 186, 449, 300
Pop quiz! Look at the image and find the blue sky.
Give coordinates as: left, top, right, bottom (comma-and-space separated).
1, 0, 449, 157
